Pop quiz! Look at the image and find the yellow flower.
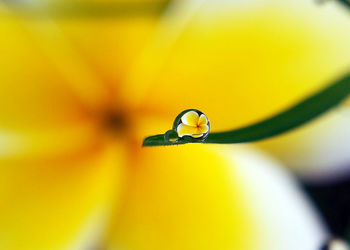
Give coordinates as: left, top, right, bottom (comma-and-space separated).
176, 110, 210, 138
0, 0, 348, 249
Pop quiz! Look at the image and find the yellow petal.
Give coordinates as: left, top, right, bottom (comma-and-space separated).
191, 133, 203, 138
104, 144, 256, 250
128, 0, 350, 178
0, 13, 116, 161
197, 124, 209, 134
176, 123, 198, 137
198, 114, 208, 126
187, 125, 208, 138
180, 111, 199, 126
119, 0, 204, 108
0, 12, 111, 115
104, 144, 326, 250
0, 142, 125, 249
0, 122, 102, 161
53, 10, 161, 110
134, 0, 350, 132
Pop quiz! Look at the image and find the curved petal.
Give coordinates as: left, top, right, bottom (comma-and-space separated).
104, 144, 327, 250
197, 123, 209, 134
0, 122, 103, 161
134, 0, 350, 131
0, 11, 115, 161
176, 123, 198, 137
52, 9, 162, 108
191, 133, 203, 138
226, 146, 328, 250
0, 141, 125, 249
131, 0, 350, 178
198, 114, 208, 126
180, 110, 199, 126
0, 12, 110, 119
119, 0, 205, 108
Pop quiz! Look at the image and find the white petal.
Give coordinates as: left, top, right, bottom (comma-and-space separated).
216, 145, 328, 250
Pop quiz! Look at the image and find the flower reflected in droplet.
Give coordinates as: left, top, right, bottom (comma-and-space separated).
175, 110, 210, 139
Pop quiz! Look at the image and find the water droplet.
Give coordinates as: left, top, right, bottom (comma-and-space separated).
164, 130, 178, 143
173, 109, 210, 141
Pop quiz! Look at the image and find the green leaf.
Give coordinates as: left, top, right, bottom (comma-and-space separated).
2, 1, 171, 19
143, 73, 350, 147
337, 0, 350, 9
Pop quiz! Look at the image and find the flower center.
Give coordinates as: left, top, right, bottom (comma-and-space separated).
101, 110, 130, 135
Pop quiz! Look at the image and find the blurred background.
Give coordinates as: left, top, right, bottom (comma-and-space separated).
1, 0, 350, 249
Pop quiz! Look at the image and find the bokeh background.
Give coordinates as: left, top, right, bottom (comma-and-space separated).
1, 0, 350, 249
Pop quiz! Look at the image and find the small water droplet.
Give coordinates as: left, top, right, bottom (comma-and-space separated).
173, 109, 210, 141
164, 130, 178, 143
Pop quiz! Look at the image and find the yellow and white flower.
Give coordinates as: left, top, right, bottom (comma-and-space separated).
0, 0, 349, 249
176, 110, 210, 139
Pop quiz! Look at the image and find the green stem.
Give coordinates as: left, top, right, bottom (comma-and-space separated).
143, 73, 350, 147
